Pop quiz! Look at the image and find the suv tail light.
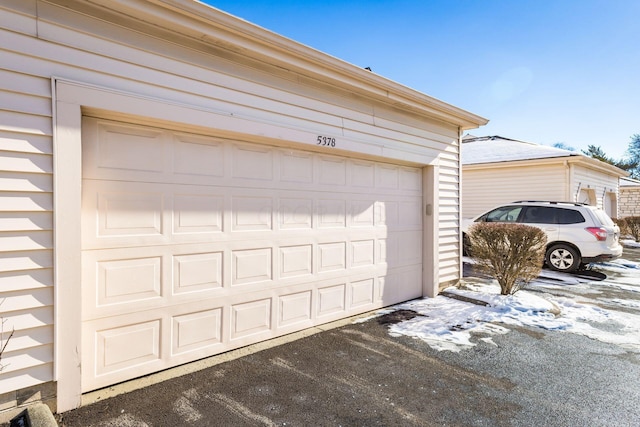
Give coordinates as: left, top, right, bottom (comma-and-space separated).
586, 227, 607, 241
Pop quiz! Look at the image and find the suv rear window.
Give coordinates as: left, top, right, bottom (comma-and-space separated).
522, 206, 585, 224
593, 209, 614, 226
557, 208, 585, 224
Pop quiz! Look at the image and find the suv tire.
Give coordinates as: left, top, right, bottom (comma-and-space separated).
546, 244, 580, 272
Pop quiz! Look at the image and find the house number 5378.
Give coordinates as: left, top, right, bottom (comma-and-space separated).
316, 136, 336, 147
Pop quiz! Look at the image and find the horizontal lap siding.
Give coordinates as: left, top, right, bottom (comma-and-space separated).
0, 68, 54, 393
571, 165, 620, 209
437, 151, 461, 285
1, 2, 55, 393
0, 0, 461, 398
462, 164, 567, 220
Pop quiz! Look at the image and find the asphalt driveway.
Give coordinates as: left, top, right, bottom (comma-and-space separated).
55, 286, 640, 426
49, 246, 640, 426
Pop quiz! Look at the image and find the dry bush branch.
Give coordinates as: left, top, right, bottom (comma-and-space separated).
0, 301, 14, 372
468, 222, 547, 295
617, 216, 640, 242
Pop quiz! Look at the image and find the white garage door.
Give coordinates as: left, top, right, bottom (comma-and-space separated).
80, 117, 423, 392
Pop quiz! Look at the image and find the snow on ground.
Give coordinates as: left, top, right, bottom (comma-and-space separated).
381, 253, 640, 353
622, 239, 640, 249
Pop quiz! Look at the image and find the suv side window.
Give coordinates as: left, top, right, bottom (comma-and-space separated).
557, 208, 585, 224
479, 206, 522, 223
523, 206, 558, 224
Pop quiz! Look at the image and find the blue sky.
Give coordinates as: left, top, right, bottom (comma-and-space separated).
202, 1, 639, 160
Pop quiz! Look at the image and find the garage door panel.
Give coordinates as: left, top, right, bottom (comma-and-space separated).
399, 200, 423, 228
82, 182, 165, 243
83, 187, 414, 250
395, 231, 423, 266
351, 278, 375, 308
318, 156, 347, 186
82, 120, 170, 182
83, 247, 226, 320
82, 117, 424, 392
232, 144, 274, 181
280, 151, 314, 184
97, 320, 161, 376
376, 163, 400, 189
173, 193, 223, 234
278, 291, 313, 328
83, 181, 231, 249
84, 245, 317, 320
377, 200, 399, 227
232, 247, 273, 286
351, 239, 375, 268
82, 316, 164, 391
231, 196, 273, 231
350, 160, 375, 188
172, 308, 223, 356
379, 267, 422, 303
317, 242, 346, 273
317, 198, 347, 228
278, 197, 313, 229
279, 244, 313, 279
173, 134, 225, 178
173, 252, 223, 294
82, 272, 395, 390
230, 298, 272, 340
97, 256, 162, 306
400, 167, 422, 191
350, 200, 375, 227
317, 283, 346, 317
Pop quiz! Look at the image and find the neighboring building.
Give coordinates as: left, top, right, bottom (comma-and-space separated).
619, 177, 640, 218
0, 0, 487, 416
461, 135, 627, 220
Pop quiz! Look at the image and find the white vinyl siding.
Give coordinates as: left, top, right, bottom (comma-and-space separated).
0, 0, 483, 410
462, 163, 567, 220
0, 55, 55, 395
571, 165, 620, 215
436, 151, 462, 285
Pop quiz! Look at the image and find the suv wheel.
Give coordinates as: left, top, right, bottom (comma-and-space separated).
546, 244, 580, 273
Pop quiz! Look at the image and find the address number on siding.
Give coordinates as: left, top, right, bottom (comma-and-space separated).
316, 135, 336, 147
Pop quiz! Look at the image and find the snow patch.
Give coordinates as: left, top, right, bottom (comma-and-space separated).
380, 263, 640, 353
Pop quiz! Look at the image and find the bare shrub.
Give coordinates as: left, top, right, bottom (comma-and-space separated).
468, 222, 547, 295
617, 217, 640, 242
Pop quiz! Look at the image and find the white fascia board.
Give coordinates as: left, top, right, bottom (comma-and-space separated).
80, 0, 488, 129
462, 156, 570, 171
464, 155, 629, 179
564, 155, 629, 178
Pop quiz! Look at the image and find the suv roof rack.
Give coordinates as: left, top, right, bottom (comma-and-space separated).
511, 201, 590, 206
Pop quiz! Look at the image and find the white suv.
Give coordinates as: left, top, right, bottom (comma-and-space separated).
462, 201, 623, 272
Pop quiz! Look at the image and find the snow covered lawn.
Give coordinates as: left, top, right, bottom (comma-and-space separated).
378, 243, 640, 353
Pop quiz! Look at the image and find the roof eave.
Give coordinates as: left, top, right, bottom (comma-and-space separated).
464, 154, 629, 177
84, 0, 488, 129
565, 154, 630, 177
